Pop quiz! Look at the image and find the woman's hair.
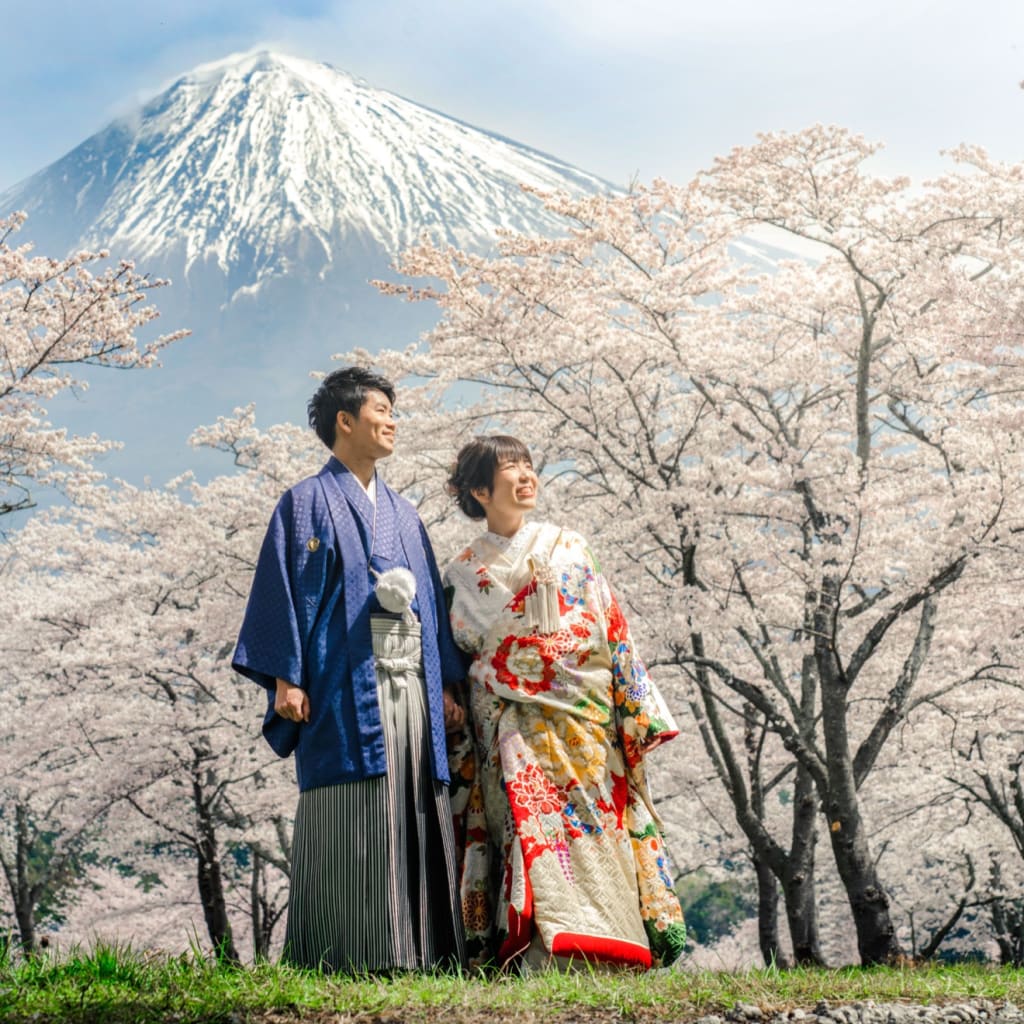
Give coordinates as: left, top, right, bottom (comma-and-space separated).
307, 366, 396, 449
447, 435, 533, 519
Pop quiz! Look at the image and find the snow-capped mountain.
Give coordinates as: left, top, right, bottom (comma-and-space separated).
0, 52, 616, 486
2, 51, 612, 294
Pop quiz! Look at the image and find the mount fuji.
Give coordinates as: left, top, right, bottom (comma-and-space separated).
0, 51, 616, 485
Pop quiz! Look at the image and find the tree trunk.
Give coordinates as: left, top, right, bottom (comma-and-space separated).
821, 754, 900, 963
13, 804, 37, 957
753, 855, 786, 966
250, 850, 268, 962
12, 899, 36, 959
687, 624, 825, 968
194, 786, 240, 965
992, 895, 1024, 967
250, 849, 284, 962
816, 581, 901, 965
782, 764, 825, 965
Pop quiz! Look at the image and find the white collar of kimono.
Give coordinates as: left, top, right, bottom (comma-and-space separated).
482, 518, 538, 561
355, 471, 376, 505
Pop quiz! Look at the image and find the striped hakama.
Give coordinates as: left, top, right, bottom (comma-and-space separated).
284, 617, 466, 973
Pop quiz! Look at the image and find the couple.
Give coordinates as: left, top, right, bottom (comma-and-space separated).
233, 366, 686, 973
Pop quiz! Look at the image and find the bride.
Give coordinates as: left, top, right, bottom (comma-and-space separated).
443, 435, 686, 971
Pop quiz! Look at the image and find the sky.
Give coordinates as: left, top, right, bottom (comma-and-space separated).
2, 0, 1024, 194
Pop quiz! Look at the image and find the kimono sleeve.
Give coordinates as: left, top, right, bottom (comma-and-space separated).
584, 537, 679, 769
232, 490, 308, 691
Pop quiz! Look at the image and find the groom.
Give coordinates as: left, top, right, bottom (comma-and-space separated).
233, 365, 466, 973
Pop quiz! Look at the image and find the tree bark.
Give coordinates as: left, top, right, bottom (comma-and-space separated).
753, 855, 786, 966
783, 648, 825, 967
687, 648, 824, 966
816, 576, 901, 965
249, 849, 284, 962
12, 804, 38, 957
194, 780, 240, 965
782, 764, 825, 965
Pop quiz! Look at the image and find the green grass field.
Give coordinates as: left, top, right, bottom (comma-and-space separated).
2, 946, 1023, 1024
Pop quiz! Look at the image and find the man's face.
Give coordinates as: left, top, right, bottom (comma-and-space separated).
336, 389, 396, 461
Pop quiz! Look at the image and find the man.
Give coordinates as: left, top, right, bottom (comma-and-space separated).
233, 366, 467, 972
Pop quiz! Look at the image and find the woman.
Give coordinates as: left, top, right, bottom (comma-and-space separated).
443, 435, 686, 971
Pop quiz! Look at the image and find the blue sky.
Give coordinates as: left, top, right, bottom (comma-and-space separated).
3, 0, 1023, 193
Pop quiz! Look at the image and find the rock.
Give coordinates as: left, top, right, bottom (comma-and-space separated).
725, 1005, 763, 1023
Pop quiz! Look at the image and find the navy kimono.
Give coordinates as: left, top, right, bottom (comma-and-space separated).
232, 457, 464, 792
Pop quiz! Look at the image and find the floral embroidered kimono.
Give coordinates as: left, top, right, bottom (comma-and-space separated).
444, 520, 686, 969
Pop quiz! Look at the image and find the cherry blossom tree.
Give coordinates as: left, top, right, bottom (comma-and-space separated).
64, 471, 298, 962
6, 126, 1024, 967
948, 681, 1024, 964
366, 125, 1024, 965
0, 211, 187, 518
0, 527, 164, 955
0, 211, 188, 954
0, 427, 299, 960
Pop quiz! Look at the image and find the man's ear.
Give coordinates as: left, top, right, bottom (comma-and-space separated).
335, 410, 352, 438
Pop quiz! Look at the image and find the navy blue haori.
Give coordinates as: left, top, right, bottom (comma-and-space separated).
232, 457, 464, 791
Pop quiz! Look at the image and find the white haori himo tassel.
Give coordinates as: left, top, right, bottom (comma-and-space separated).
372, 567, 418, 624
525, 554, 561, 634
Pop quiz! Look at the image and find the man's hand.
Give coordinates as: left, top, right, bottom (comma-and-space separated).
443, 687, 465, 734
275, 679, 310, 723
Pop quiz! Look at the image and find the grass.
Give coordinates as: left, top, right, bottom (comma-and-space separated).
1, 945, 1023, 1024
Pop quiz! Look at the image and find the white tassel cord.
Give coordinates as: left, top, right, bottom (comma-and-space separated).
525, 556, 561, 634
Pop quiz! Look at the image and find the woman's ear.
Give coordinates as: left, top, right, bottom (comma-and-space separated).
470, 486, 491, 508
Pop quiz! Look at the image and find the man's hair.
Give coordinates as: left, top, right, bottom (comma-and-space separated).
447, 435, 533, 520
307, 366, 396, 449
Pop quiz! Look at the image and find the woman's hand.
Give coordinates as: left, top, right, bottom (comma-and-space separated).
275, 678, 310, 723
443, 687, 466, 734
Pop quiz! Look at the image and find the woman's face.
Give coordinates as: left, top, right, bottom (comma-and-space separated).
475, 455, 538, 521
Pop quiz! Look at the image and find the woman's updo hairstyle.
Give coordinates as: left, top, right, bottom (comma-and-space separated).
447, 435, 533, 520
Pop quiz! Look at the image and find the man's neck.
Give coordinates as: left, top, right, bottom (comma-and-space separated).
333, 450, 377, 489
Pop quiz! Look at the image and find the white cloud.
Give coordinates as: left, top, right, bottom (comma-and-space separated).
502, 0, 938, 48
2, 0, 1023, 191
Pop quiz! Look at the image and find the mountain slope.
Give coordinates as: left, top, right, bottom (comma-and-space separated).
2, 51, 613, 287
0, 52, 618, 487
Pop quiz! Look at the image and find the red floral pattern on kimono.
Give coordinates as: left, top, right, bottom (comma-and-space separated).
444, 521, 686, 969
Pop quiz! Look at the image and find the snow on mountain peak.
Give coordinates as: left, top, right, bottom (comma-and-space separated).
4, 51, 614, 283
